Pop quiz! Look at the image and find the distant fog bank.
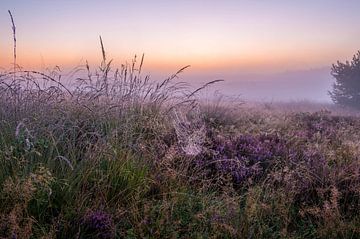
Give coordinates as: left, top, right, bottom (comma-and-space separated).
179, 67, 333, 103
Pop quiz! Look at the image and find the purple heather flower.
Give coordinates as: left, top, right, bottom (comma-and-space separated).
81, 210, 114, 239
197, 133, 288, 184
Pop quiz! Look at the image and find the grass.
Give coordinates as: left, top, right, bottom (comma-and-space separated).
1, 16, 360, 238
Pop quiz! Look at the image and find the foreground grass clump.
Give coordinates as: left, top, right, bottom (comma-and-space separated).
1, 58, 360, 238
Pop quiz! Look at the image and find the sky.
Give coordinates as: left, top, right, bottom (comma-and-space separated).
1, 0, 360, 101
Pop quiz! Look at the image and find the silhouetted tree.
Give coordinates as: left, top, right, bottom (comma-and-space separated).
329, 51, 360, 109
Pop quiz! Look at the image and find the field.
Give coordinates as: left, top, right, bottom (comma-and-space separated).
0, 56, 360, 239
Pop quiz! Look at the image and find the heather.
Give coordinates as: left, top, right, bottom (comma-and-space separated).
0, 56, 360, 239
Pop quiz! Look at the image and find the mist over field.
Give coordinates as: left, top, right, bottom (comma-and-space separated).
176, 67, 333, 102
36, 63, 333, 104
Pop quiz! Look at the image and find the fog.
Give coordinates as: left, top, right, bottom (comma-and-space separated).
17, 63, 334, 103
150, 67, 333, 103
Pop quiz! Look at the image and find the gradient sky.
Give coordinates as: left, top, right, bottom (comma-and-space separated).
1, 0, 360, 101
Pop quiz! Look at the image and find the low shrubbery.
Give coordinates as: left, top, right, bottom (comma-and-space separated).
1, 54, 360, 238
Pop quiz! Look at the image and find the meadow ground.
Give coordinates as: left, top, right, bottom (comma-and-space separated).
0, 59, 360, 239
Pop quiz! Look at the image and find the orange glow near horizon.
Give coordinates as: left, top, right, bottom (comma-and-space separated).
0, 43, 356, 75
